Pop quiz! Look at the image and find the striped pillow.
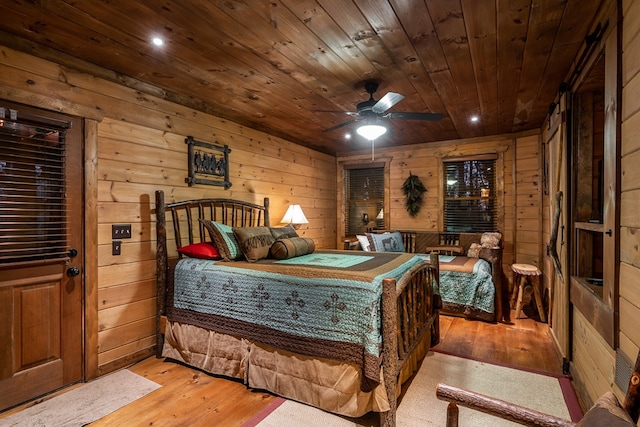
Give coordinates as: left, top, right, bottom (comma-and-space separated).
200, 219, 242, 261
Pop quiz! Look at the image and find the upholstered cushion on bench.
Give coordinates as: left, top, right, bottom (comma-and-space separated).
577, 392, 636, 426
350, 230, 416, 253
361, 231, 406, 252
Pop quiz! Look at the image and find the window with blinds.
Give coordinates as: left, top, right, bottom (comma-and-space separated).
443, 156, 497, 233
0, 112, 69, 265
345, 166, 384, 235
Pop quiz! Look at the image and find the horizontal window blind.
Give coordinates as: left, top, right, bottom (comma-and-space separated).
345, 167, 384, 235
443, 157, 496, 233
0, 112, 69, 265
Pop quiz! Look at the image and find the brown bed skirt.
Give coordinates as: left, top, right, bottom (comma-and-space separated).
162, 320, 431, 418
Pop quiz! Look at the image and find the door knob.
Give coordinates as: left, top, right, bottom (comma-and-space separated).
66, 266, 80, 277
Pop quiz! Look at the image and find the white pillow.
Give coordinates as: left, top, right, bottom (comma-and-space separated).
356, 234, 371, 251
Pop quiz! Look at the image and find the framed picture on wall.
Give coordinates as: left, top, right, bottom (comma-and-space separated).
185, 136, 232, 189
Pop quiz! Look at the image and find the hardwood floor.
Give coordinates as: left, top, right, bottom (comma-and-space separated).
1, 310, 564, 426
437, 311, 564, 375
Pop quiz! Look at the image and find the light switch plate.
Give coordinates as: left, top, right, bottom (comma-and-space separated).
112, 224, 132, 239
112, 241, 121, 256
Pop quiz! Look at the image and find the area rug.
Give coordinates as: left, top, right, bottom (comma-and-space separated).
244, 351, 582, 426
0, 369, 161, 427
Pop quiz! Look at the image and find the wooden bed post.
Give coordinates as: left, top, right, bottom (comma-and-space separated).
446, 402, 460, 427
430, 251, 441, 346
155, 190, 167, 358
380, 277, 398, 427
263, 197, 270, 226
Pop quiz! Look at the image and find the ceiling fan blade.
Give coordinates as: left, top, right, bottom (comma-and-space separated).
322, 119, 360, 133
385, 111, 444, 121
372, 92, 404, 114
312, 110, 359, 116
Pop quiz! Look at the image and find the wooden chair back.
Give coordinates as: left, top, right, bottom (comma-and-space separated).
436, 351, 640, 426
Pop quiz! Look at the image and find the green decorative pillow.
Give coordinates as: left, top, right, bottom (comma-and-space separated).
270, 237, 315, 260
200, 219, 242, 261
233, 226, 275, 262
270, 224, 299, 240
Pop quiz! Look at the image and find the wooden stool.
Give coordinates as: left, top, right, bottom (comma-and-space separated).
510, 263, 546, 322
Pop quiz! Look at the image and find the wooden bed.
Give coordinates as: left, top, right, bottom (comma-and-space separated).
154, 190, 441, 426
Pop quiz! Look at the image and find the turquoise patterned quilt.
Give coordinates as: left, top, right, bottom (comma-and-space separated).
168, 250, 428, 391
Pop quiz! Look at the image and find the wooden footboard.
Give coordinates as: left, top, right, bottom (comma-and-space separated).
380, 251, 441, 427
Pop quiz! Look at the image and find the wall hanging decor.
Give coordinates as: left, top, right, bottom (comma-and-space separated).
402, 173, 426, 217
185, 136, 232, 189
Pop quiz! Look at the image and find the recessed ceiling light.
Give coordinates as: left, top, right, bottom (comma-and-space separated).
345, 133, 351, 139
151, 37, 164, 47
470, 116, 479, 123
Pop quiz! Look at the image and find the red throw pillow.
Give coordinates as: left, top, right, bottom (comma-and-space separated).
177, 242, 221, 260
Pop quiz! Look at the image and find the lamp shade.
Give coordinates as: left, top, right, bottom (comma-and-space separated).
280, 204, 309, 229
375, 208, 384, 229
356, 124, 387, 140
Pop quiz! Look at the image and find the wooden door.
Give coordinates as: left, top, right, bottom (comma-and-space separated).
547, 97, 570, 358
0, 101, 84, 411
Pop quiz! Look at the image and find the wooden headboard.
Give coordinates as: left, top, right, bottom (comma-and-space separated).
155, 190, 270, 256
154, 190, 270, 355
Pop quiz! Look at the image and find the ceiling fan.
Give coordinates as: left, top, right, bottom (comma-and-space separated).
315, 82, 444, 135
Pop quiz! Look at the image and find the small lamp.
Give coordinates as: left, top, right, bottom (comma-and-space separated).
280, 204, 309, 229
376, 208, 384, 229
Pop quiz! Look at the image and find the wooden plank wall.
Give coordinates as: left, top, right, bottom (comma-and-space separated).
620, 0, 640, 390
514, 135, 542, 267
95, 119, 336, 374
0, 44, 337, 376
572, 309, 616, 403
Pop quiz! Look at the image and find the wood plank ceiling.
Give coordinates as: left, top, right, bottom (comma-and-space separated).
0, 0, 604, 155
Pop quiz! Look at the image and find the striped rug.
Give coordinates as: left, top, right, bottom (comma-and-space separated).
0, 370, 160, 427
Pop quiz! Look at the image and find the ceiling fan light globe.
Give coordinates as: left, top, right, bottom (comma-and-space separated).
357, 124, 387, 140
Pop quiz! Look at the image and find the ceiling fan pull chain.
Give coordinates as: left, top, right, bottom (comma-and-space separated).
371, 139, 375, 162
